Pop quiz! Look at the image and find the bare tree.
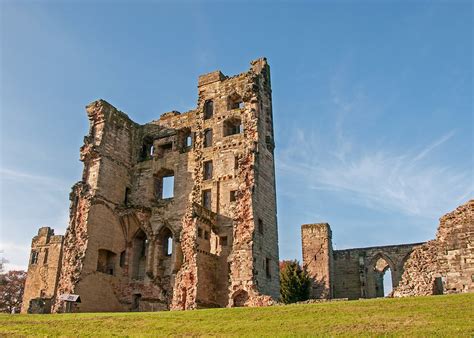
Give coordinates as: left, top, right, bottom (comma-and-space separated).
0, 270, 27, 313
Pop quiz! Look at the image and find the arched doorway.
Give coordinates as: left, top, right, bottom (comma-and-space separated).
372, 256, 393, 297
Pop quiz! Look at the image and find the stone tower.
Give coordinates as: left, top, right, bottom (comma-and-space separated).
33, 58, 280, 313
21, 227, 63, 313
301, 223, 333, 299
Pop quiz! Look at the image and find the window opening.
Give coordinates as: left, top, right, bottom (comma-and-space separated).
204, 129, 213, 148
202, 189, 212, 210
230, 190, 237, 202
119, 251, 126, 268
155, 170, 175, 200
156, 142, 172, 159
185, 135, 192, 147
204, 100, 213, 119
124, 187, 131, 205
203, 161, 213, 180
139, 137, 153, 161
161, 228, 173, 256
162, 176, 174, 198
224, 118, 243, 137
30, 251, 39, 265
258, 219, 264, 235
97, 249, 116, 275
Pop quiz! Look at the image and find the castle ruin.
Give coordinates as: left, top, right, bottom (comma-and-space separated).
22, 58, 279, 313
302, 200, 474, 300
21, 58, 473, 313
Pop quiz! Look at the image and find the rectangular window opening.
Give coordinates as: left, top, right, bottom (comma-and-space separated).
258, 219, 264, 235
162, 176, 174, 199
203, 161, 213, 180
31, 251, 39, 265
202, 189, 212, 210
230, 190, 237, 202
204, 129, 213, 148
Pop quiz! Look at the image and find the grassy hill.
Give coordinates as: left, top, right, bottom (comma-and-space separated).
1, 293, 473, 336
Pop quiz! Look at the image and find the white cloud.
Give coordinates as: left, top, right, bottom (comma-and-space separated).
278, 129, 473, 219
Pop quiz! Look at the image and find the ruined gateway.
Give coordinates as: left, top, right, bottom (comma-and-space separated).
22, 58, 279, 313
21, 58, 473, 314
302, 199, 474, 300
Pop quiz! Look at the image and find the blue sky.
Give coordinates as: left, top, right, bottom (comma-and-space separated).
1, 1, 472, 273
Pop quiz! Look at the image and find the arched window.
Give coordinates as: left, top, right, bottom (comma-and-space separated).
204, 100, 213, 120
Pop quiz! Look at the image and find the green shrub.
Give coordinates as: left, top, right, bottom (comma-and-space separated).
279, 260, 310, 304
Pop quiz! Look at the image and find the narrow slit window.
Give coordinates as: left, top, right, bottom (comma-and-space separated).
258, 219, 264, 235
230, 190, 237, 202
124, 187, 131, 205
166, 236, 173, 256
43, 249, 49, 264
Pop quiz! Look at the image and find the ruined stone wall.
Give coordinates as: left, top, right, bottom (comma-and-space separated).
301, 223, 333, 299
29, 58, 279, 313
394, 200, 474, 297
302, 222, 422, 300
21, 227, 63, 313
332, 243, 422, 299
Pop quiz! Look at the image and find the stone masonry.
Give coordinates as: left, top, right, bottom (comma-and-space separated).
302, 223, 422, 300
393, 199, 474, 297
21, 227, 64, 313
302, 200, 474, 300
22, 58, 279, 313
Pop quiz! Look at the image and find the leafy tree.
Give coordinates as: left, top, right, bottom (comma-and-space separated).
0, 270, 27, 313
279, 260, 310, 304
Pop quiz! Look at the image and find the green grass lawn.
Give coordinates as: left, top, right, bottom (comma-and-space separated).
1, 293, 473, 337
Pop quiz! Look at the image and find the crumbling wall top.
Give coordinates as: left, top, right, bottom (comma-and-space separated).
302, 223, 332, 237
198, 70, 227, 87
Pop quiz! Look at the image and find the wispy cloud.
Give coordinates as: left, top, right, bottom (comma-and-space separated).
0, 167, 68, 189
278, 129, 473, 218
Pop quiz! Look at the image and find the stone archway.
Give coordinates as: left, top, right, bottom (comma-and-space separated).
367, 253, 396, 298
